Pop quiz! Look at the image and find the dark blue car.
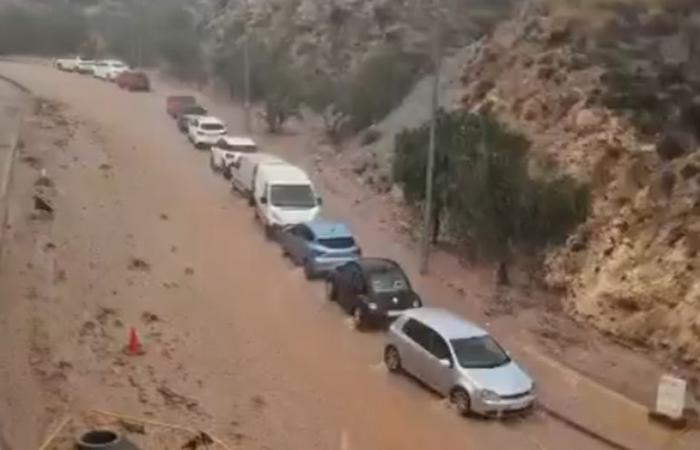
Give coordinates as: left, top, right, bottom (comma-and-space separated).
279, 220, 361, 279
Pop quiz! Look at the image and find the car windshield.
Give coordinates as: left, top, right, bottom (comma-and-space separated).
369, 269, 409, 293
450, 336, 511, 369
201, 123, 225, 131
220, 143, 256, 153
269, 184, 316, 208
185, 107, 207, 116
319, 237, 355, 249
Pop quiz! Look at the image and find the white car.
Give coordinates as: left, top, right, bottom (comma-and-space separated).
94, 60, 129, 81
76, 60, 96, 75
187, 116, 228, 149
230, 153, 285, 203
54, 56, 81, 72
210, 136, 257, 177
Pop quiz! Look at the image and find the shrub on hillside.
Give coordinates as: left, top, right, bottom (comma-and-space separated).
393, 109, 590, 261
344, 45, 425, 132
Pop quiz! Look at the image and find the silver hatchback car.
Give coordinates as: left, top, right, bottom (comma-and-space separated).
385, 308, 535, 417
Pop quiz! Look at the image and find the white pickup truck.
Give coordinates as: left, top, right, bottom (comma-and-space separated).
54, 56, 82, 72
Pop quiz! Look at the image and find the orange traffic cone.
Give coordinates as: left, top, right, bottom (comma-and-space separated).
125, 327, 145, 356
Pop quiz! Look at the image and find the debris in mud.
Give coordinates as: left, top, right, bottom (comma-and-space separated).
80, 320, 96, 338
160, 213, 169, 221
54, 268, 67, 284
98, 163, 112, 171
96, 306, 118, 325
20, 155, 41, 168
251, 395, 266, 409
44, 242, 56, 251
171, 245, 178, 253
182, 431, 214, 449
118, 419, 146, 435
32, 195, 54, 219
184, 267, 194, 276
128, 258, 151, 272
34, 169, 54, 188
157, 385, 199, 412
142, 311, 160, 324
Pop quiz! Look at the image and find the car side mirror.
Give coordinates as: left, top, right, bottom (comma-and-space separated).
260, 197, 268, 205
439, 358, 452, 368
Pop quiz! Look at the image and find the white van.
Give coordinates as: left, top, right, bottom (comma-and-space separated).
210, 136, 257, 176
253, 163, 322, 236
230, 153, 285, 203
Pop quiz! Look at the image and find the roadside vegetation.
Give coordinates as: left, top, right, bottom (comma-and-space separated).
393, 110, 590, 269
0, 4, 88, 55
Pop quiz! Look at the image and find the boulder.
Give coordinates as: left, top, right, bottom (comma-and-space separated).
575, 108, 602, 131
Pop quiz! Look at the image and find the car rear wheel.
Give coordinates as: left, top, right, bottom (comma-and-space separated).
325, 279, 337, 301
209, 154, 217, 172
303, 260, 315, 280
384, 346, 402, 373
352, 306, 366, 330
450, 388, 471, 417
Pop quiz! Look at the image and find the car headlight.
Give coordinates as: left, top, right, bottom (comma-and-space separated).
480, 389, 501, 402
368, 302, 378, 311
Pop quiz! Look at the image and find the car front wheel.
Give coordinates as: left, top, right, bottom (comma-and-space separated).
209, 154, 217, 172
384, 346, 402, 373
352, 306, 366, 330
450, 388, 471, 417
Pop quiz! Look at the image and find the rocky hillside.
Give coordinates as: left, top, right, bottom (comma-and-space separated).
459, 1, 700, 369
196, 0, 515, 76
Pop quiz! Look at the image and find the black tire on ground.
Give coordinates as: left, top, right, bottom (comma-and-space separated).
352, 306, 366, 331
209, 155, 218, 172
450, 388, 471, 417
223, 165, 232, 180
304, 260, 315, 280
264, 224, 274, 240
384, 346, 403, 373
76, 430, 123, 450
325, 279, 337, 301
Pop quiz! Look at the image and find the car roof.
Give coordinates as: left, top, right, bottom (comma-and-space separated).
404, 308, 488, 340
306, 220, 352, 238
357, 257, 401, 272
258, 163, 310, 184
219, 136, 256, 147
198, 116, 225, 125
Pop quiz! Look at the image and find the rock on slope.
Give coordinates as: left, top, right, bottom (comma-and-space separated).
197, 0, 514, 76
459, 2, 700, 368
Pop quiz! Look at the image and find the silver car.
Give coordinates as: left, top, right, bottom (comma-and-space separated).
384, 308, 535, 417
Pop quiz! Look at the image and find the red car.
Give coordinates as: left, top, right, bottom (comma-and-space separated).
166, 95, 197, 118
116, 71, 150, 92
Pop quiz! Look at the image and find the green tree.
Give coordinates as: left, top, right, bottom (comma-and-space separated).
393, 110, 589, 277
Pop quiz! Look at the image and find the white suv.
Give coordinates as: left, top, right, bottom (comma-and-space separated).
210, 136, 257, 177
187, 116, 227, 149
94, 60, 129, 81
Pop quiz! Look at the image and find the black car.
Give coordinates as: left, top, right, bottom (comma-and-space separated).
326, 258, 423, 329
176, 105, 208, 133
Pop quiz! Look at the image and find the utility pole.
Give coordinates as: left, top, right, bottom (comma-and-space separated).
243, 0, 252, 133
419, 17, 441, 275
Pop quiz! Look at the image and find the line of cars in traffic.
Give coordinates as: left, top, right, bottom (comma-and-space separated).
165, 95, 538, 418
54, 56, 150, 91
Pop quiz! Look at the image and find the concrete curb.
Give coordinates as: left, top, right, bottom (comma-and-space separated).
0, 74, 32, 266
